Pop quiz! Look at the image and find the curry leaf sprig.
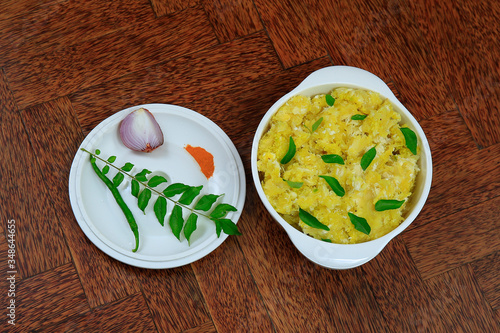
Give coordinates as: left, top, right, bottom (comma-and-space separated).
82, 148, 241, 252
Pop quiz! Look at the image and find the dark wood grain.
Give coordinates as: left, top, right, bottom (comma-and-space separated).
362, 238, 439, 332
253, 0, 326, 68
0, 70, 70, 279
138, 265, 210, 333
424, 265, 499, 331
192, 237, 274, 333
33, 293, 156, 332
0, 0, 154, 66
410, 0, 500, 147
202, 0, 262, 42
21, 97, 142, 308
5, 5, 218, 109
181, 321, 217, 333
416, 142, 500, 228
0, 0, 65, 21
310, 266, 386, 332
14, 263, 89, 331
1, 0, 499, 331
150, 0, 197, 16
403, 196, 500, 280
471, 252, 500, 310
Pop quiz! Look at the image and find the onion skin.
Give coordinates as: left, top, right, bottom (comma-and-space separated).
119, 108, 164, 152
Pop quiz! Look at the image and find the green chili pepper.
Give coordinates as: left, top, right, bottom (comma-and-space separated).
89, 154, 140, 252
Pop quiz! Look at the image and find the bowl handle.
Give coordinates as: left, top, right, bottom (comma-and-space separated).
287, 231, 390, 269
294, 66, 396, 99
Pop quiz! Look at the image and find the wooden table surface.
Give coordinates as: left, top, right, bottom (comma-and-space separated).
1, 0, 499, 332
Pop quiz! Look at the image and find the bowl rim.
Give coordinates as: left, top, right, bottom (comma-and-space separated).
250, 65, 433, 269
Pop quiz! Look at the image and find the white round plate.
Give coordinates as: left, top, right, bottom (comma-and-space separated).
69, 104, 246, 269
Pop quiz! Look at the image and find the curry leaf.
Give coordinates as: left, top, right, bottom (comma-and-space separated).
325, 94, 335, 106
311, 117, 324, 132
375, 199, 405, 211
184, 213, 198, 244
348, 212, 371, 235
107, 155, 117, 163
319, 175, 345, 197
194, 194, 220, 211
137, 189, 152, 213
148, 175, 168, 187
102, 165, 110, 175
283, 179, 303, 188
169, 205, 184, 240
361, 146, 377, 171
179, 185, 203, 205
210, 203, 237, 219
131, 179, 140, 197
299, 208, 330, 230
213, 218, 241, 237
163, 183, 190, 197
321, 154, 344, 165
215, 220, 222, 237
280, 136, 296, 164
400, 127, 418, 155
135, 169, 152, 182
351, 114, 367, 120
154, 196, 167, 226
121, 162, 134, 172
112, 172, 125, 187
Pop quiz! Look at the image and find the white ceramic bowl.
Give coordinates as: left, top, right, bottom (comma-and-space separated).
251, 66, 432, 269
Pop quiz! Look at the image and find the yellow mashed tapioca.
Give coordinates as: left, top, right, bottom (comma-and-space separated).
257, 87, 420, 244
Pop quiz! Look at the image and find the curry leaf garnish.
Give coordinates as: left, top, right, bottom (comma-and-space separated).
148, 175, 168, 187
102, 165, 110, 175
312, 117, 324, 132
348, 212, 371, 235
321, 154, 344, 165
213, 218, 242, 236
210, 203, 237, 219
400, 127, 418, 155
194, 194, 221, 211
169, 205, 184, 240
154, 196, 167, 226
163, 183, 191, 197
137, 189, 152, 213
131, 179, 140, 197
375, 199, 405, 211
319, 175, 345, 197
80, 148, 240, 252
361, 146, 377, 171
351, 114, 367, 120
184, 213, 198, 244
325, 94, 335, 106
121, 162, 134, 172
283, 179, 303, 188
112, 172, 125, 187
179, 185, 203, 205
135, 169, 152, 182
280, 136, 296, 164
299, 208, 330, 230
